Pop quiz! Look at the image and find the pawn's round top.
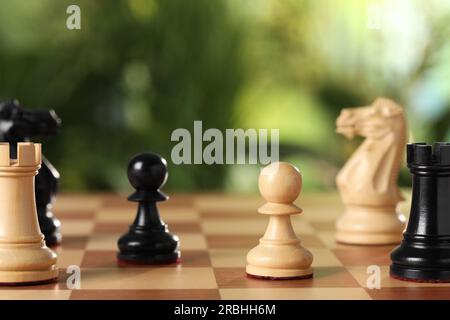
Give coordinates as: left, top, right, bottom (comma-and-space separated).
259, 162, 302, 204
128, 152, 168, 191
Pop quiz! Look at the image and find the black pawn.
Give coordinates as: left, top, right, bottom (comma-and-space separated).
391, 142, 450, 282
117, 152, 180, 265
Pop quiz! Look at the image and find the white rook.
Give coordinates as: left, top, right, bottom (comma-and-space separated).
0, 142, 58, 284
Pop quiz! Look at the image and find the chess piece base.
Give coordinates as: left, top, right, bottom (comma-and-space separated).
0, 277, 57, 286
117, 253, 180, 265
390, 264, 450, 283
0, 268, 58, 285
0, 241, 58, 285
246, 238, 313, 280
390, 234, 450, 282
336, 205, 405, 245
118, 227, 180, 265
246, 265, 313, 279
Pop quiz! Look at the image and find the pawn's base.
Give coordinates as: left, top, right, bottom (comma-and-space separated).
117, 226, 180, 266
117, 252, 180, 266
246, 265, 313, 280
247, 272, 313, 281
390, 263, 450, 283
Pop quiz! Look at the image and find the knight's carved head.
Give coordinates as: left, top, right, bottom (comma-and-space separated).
336, 98, 404, 140
0, 100, 61, 139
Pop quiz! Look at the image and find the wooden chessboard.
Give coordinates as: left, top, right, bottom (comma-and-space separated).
1, 191, 450, 300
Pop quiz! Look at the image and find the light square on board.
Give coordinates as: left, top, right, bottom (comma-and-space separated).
77, 267, 217, 290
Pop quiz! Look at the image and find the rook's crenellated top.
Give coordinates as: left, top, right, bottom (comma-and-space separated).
407, 142, 450, 166
0, 142, 42, 167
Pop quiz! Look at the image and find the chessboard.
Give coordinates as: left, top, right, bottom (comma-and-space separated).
1, 191, 450, 300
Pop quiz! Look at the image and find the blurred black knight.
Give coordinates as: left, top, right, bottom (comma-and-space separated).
0, 100, 61, 246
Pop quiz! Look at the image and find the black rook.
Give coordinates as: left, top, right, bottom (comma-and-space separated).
390, 142, 450, 282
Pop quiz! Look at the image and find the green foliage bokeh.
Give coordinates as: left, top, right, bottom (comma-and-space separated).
0, 0, 449, 192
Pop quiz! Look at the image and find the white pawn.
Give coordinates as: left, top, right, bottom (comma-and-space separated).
246, 162, 313, 279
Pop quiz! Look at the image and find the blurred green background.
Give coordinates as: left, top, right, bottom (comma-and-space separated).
1, 0, 449, 193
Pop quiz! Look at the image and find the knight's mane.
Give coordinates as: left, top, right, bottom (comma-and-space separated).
373, 98, 403, 118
